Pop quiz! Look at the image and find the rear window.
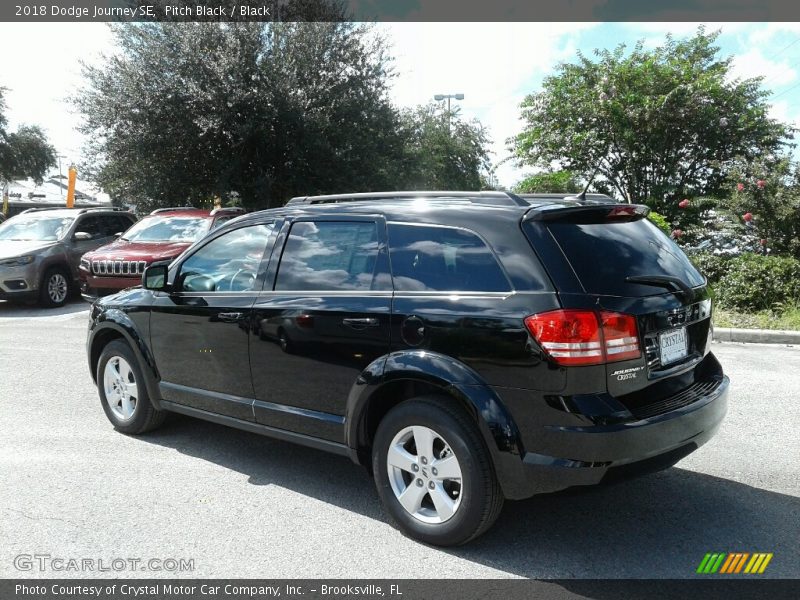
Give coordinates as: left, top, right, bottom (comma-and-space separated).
543, 219, 705, 296
388, 223, 511, 292
123, 216, 210, 243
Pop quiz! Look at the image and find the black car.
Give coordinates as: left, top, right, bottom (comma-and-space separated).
86, 191, 729, 546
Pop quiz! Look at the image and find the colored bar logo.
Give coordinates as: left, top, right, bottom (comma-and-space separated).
696, 552, 773, 574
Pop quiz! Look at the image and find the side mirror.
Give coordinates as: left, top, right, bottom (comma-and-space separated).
182, 274, 215, 292
142, 264, 169, 291
114, 232, 123, 238
74, 231, 92, 241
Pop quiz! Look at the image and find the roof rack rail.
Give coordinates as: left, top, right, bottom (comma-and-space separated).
19, 207, 67, 214
210, 207, 246, 216
78, 206, 130, 213
286, 191, 529, 207
18, 206, 127, 215
149, 206, 198, 215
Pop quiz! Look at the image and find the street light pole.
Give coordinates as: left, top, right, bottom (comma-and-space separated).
433, 93, 464, 133
57, 155, 67, 197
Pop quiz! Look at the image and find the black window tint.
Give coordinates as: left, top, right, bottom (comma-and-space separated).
109, 215, 134, 235
388, 224, 511, 292
179, 224, 273, 293
275, 221, 380, 291
544, 219, 705, 296
75, 216, 104, 238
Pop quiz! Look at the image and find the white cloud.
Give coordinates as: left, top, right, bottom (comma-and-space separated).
0, 23, 112, 168
730, 48, 798, 86
768, 99, 800, 129
748, 23, 800, 46
381, 23, 597, 186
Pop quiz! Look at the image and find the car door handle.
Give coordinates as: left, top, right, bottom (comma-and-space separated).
342, 317, 380, 329
218, 312, 244, 322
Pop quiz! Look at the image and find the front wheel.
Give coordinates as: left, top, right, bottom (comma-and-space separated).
97, 340, 166, 434
39, 266, 71, 308
372, 396, 504, 546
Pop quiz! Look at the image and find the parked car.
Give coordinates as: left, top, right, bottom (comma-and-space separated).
0, 207, 135, 307
78, 206, 245, 300
86, 191, 728, 546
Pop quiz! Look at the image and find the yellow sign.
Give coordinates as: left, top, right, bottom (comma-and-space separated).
66, 166, 77, 208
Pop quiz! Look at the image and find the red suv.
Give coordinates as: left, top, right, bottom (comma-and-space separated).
79, 207, 245, 299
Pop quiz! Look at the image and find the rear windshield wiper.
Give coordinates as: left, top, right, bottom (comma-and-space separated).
625, 275, 696, 302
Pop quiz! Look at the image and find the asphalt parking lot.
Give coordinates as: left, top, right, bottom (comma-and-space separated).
1, 299, 798, 579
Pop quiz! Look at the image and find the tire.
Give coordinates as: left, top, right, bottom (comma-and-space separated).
372, 395, 504, 546
39, 266, 71, 308
97, 339, 166, 434
277, 328, 293, 354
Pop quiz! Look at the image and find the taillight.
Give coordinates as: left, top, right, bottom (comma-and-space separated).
524, 309, 641, 366
600, 311, 641, 361
524, 310, 603, 366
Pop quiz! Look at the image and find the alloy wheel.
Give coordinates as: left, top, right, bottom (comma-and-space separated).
386, 425, 463, 524
48, 273, 68, 304
103, 356, 138, 421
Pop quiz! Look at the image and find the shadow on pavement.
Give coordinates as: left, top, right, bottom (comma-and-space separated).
142, 415, 799, 579
0, 297, 89, 318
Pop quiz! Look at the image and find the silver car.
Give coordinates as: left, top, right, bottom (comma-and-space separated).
0, 207, 136, 307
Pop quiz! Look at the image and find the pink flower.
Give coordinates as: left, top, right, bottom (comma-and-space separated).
737, 183, 745, 192
743, 212, 753, 222
678, 199, 690, 209
757, 179, 766, 189
760, 238, 767, 246
671, 229, 683, 238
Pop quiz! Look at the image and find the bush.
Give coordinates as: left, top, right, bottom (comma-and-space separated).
648, 211, 671, 236
689, 252, 732, 284
715, 253, 800, 311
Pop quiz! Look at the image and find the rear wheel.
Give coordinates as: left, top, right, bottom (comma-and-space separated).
372, 396, 504, 546
39, 266, 71, 308
97, 340, 166, 434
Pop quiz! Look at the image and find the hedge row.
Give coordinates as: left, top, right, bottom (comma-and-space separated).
690, 252, 800, 312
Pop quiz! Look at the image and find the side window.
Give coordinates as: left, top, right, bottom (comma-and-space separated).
275, 221, 380, 291
178, 224, 273, 293
388, 223, 511, 292
210, 215, 237, 230
108, 215, 134, 235
75, 216, 104, 239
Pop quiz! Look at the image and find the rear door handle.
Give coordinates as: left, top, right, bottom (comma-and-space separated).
218, 312, 244, 322
342, 317, 380, 329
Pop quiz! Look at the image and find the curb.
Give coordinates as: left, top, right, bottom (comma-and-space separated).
713, 327, 800, 345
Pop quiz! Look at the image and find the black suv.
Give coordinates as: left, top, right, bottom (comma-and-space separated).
87, 191, 729, 546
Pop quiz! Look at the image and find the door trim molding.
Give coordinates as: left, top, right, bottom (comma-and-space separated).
160, 400, 351, 457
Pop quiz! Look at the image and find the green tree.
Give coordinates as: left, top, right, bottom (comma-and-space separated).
726, 155, 800, 258
74, 22, 406, 211
510, 28, 790, 222
513, 170, 579, 194
0, 87, 56, 185
397, 103, 491, 190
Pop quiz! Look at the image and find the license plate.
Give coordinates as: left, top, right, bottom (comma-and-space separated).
659, 327, 688, 365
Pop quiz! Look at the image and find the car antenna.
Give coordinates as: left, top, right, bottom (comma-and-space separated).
566, 164, 602, 203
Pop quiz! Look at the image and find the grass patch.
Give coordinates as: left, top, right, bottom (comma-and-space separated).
713, 307, 800, 330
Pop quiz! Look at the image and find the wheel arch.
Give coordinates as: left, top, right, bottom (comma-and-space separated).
88, 315, 162, 408
345, 351, 525, 487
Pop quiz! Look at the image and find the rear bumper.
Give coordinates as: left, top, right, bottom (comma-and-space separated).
497, 375, 729, 499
